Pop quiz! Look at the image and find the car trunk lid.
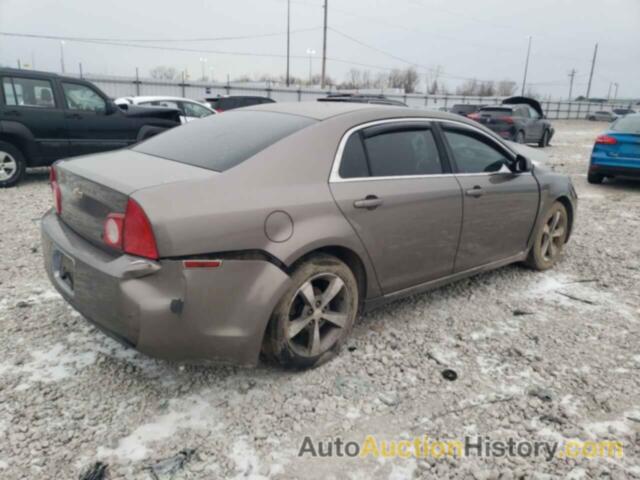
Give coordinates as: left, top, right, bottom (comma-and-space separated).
56, 149, 217, 249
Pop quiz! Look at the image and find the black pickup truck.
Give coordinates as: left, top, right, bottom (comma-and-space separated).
0, 68, 181, 187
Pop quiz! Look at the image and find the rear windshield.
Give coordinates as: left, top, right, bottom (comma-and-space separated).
134, 111, 315, 171
611, 115, 640, 134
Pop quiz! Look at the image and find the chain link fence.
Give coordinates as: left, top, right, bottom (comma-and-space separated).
76, 73, 636, 120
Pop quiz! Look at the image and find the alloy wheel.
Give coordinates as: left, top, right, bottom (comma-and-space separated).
285, 273, 351, 358
0, 151, 18, 181
540, 210, 566, 262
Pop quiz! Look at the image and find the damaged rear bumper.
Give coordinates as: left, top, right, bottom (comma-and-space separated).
41, 210, 292, 365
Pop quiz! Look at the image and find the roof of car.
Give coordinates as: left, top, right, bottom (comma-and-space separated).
244, 101, 486, 125
0, 67, 89, 83
115, 96, 207, 104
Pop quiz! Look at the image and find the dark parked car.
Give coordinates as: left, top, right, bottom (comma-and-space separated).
204, 95, 275, 112
612, 108, 635, 117
41, 102, 577, 368
469, 97, 554, 147
318, 93, 407, 107
0, 68, 181, 187
450, 104, 485, 117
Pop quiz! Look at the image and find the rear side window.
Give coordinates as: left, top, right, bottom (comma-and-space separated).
2, 77, 56, 108
134, 111, 315, 172
611, 115, 640, 133
339, 134, 369, 178
364, 127, 443, 177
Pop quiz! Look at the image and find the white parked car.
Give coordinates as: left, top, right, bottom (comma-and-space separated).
114, 96, 215, 123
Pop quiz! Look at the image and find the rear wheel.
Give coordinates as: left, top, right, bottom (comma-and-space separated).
525, 202, 569, 271
0, 141, 26, 188
267, 254, 358, 369
538, 129, 550, 148
516, 131, 525, 144
587, 172, 604, 184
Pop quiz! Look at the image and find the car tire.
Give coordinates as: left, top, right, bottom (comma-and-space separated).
525, 201, 569, 271
516, 131, 525, 144
538, 130, 550, 148
266, 253, 359, 369
587, 172, 604, 184
0, 141, 27, 188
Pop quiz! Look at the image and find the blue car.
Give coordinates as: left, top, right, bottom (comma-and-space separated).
588, 113, 640, 184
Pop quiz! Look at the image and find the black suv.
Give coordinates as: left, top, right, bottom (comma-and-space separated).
0, 68, 181, 187
318, 93, 407, 107
469, 96, 554, 147
204, 95, 275, 112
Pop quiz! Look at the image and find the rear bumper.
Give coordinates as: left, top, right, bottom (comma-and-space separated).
589, 154, 640, 178
41, 210, 292, 365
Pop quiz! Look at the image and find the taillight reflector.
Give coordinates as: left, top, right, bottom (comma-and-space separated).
498, 116, 514, 124
467, 113, 480, 120
49, 166, 62, 214
183, 260, 222, 269
103, 213, 124, 249
595, 134, 617, 145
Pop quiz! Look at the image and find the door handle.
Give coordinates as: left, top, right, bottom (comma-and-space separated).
465, 186, 484, 197
354, 195, 383, 210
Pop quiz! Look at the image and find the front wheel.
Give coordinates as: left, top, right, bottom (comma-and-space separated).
266, 254, 359, 369
525, 202, 569, 271
0, 141, 27, 188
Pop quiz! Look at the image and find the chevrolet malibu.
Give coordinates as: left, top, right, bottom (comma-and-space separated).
41, 102, 577, 369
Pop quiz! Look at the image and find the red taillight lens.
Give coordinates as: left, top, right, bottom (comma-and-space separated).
595, 134, 617, 145
102, 199, 159, 260
214, 108, 223, 113
49, 166, 62, 214
498, 116, 514, 124
123, 199, 159, 260
103, 213, 124, 249
467, 113, 480, 120
183, 260, 222, 269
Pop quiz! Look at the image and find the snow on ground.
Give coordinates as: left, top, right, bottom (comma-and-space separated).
0, 121, 639, 478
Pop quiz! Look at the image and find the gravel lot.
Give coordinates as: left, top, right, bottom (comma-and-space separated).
0, 120, 639, 479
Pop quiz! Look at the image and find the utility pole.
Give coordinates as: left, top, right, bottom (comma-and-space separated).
60, 41, 65, 73
568, 69, 576, 101
520, 36, 532, 96
79, 62, 83, 78
286, 0, 291, 86
585, 42, 598, 100
321, 0, 328, 89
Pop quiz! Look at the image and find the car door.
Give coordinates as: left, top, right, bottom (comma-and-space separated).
440, 124, 539, 273
329, 120, 463, 294
61, 81, 134, 156
1, 75, 68, 162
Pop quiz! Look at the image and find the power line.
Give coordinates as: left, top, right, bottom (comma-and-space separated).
0, 27, 322, 44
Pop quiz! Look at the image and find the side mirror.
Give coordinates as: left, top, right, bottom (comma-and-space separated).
105, 100, 119, 115
514, 154, 532, 172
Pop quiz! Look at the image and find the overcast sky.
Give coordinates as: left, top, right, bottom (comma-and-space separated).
1, 0, 639, 99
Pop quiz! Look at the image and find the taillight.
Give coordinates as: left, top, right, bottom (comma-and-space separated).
214, 108, 223, 113
467, 113, 480, 120
102, 199, 159, 260
595, 134, 617, 145
49, 166, 62, 214
498, 116, 514, 124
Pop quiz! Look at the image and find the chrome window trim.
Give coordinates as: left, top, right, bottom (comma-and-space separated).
329, 117, 520, 183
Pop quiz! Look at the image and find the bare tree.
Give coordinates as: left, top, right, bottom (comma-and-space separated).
149, 66, 179, 81
456, 79, 478, 96
496, 80, 517, 96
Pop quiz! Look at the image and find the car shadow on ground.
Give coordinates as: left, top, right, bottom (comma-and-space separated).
598, 177, 640, 192
22, 168, 51, 186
